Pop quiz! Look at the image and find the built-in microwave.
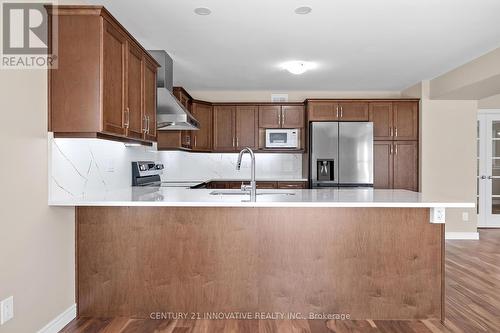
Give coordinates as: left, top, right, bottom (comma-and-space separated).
265, 129, 299, 148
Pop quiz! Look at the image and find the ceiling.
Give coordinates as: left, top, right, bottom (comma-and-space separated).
85, 0, 500, 91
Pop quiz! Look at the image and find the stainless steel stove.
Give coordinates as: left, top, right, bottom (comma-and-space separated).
131, 161, 202, 188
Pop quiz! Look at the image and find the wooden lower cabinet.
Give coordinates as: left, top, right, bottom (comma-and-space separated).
207, 181, 307, 189
393, 141, 418, 191
277, 181, 308, 189
374, 141, 418, 191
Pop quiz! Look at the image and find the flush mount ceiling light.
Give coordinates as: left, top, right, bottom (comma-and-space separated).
281, 61, 317, 75
295, 6, 312, 15
194, 7, 211, 15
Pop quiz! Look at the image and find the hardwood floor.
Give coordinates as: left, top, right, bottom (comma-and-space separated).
61, 229, 500, 333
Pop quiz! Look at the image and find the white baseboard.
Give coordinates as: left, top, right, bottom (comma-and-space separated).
37, 303, 76, 333
445, 232, 480, 240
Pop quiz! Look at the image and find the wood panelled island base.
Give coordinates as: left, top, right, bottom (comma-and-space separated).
76, 207, 443, 321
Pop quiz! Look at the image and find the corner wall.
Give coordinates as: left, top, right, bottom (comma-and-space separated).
403, 82, 478, 234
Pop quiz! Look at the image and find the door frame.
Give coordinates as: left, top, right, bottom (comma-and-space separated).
477, 109, 500, 228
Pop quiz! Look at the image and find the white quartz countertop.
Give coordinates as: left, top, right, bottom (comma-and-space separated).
49, 187, 475, 208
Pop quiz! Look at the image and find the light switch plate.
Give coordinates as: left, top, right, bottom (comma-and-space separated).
430, 207, 446, 224
0, 296, 14, 325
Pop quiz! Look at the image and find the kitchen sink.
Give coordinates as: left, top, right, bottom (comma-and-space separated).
209, 190, 295, 196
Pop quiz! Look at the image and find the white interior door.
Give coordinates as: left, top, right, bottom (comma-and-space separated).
478, 111, 500, 227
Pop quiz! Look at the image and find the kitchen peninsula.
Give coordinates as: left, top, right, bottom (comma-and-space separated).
52, 188, 473, 322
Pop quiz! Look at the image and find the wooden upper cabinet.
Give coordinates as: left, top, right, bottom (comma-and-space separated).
369, 102, 393, 140
143, 58, 157, 141
173, 87, 191, 110
338, 102, 369, 121
172, 87, 193, 148
393, 141, 418, 191
48, 6, 159, 144
126, 42, 144, 140
213, 105, 236, 151
259, 105, 281, 128
373, 141, 393, 189
191, 102, 212, 151
236, 105, 257, 149
102, 20, 127, 136
282, 105, 305, 128
393, 102, 418, 140
307, 101, 338, 121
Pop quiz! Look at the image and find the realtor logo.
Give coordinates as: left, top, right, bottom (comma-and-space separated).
1, 1, 57, 69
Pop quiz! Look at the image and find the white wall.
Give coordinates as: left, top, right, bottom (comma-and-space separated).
0, 71, 75, 332
479, 94, 500, 109
158, 151, 303, 181
189, 90, 401, 102
402, 81, 477, 233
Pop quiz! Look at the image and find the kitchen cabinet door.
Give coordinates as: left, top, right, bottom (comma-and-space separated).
393, 102, 418, 140
393, 141, 418, 191
191, 102, 212, 151
126, 42, 144, 140
102, 21, 127, 136
338, 102, 369, 121
213, 105, 236, 151
236, 105, 258, 149
256, 182, 277, 189
277, 181, 307, 189
259, 105, 281, 128
307, 101, 338, 121
143, 58, 157, 141
369, 102, 393, 140
282, 105, 305, 128
373, 141, 394, 189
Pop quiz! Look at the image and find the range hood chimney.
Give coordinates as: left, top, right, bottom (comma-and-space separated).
148, 50, 199, 130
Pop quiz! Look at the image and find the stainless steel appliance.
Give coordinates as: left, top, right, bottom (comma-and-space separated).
265, 129, 299, 148
132, 161, 202, 188
310, 122, 373, 188
148, 50, 200, 130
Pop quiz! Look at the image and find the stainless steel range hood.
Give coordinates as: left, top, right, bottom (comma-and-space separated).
148, 50, 199, 130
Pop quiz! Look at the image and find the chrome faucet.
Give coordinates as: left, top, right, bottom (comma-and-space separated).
236, 147, 256, 202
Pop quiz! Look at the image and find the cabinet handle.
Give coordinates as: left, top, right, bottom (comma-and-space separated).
232, 137, 235, 147
336, 106, 339, 118
236, 137, 239, 147
124, 108, 130, 128
143, 115, 148, 133
390, 127, 393, 137
278, 112, 281, 126
282, 110, 285, 127
194, 136, 197, 147
147, 116, 150, 134
395, 127, 398, 137
390, 144, 393, 155
395, 144, 398, 155
340, 106, 343, 118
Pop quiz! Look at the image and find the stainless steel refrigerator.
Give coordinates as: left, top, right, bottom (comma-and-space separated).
310, 122, 373, 188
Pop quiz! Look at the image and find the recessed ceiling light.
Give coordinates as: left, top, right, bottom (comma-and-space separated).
194, 7, 211, 15
281, 61, 317, 75
295, 6, 312, 15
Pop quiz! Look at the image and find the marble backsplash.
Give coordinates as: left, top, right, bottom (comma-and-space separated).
49, 137, 157, 201
49, 136, 303, 201
158, 151, 303, 181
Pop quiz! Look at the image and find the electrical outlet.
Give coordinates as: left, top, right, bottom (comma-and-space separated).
0, 296, 14, 325
462, 212, 469, 222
